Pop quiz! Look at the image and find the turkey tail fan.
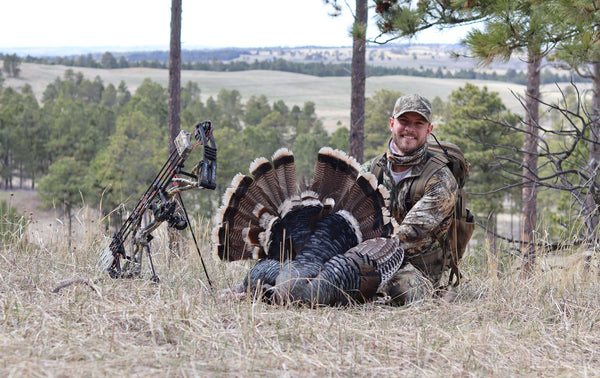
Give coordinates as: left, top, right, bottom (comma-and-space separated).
351, 186, 397, 240
310, 147, 361, 205
213, 215, 264, 262
213, 149, 306, 262
249, 156, 286, 209
272, 148, 298, 200
213, 173, 279, 261
339, 172, 378, 211
339, 172, 397, 240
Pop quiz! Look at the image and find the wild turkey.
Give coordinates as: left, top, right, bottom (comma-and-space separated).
212, 147, 405, 306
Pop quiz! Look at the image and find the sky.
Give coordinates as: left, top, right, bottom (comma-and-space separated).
0, 0, 474, 54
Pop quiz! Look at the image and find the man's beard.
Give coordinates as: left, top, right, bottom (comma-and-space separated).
386, 138, 428, 167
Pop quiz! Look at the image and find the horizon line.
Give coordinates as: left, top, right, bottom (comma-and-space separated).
0, 43, 463, 57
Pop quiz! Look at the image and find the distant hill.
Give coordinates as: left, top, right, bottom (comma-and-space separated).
11, 44, 583, 86
5, 44, 529, 72
2, 45, 587, 131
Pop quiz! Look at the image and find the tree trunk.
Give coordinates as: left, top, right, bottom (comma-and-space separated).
19, 162, 23, 189
486, 211, 497, 256
584, 62, 600, 240
67, 206, 72, 253
349, 0, 367, 163
168, 0, 182, 154
4, 153, 10, 189
521, 52, 541, 274
168, 0, 183, 258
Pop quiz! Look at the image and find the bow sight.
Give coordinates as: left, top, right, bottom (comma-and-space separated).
97, 120, 217, 283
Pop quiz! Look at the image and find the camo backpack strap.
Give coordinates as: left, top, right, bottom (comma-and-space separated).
371, 153, 387, 184
408, 153, 449, 205
404, 153, 452, 283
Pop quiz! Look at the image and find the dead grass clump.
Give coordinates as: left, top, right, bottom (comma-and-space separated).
2, 206, 600, 376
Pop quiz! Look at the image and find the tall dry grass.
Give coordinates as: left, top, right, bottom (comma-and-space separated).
1, 204, 600, 377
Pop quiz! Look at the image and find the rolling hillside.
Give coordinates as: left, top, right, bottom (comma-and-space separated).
4, 61, 582, 131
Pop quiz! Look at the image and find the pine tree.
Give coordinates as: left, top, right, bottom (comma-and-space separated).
441, 83, 522, 253
549, 0, 600, 239
350, 0, 368, 163
88, 110, 167, 227
461, 0, 559, 273
2, 54, 21, 78
363, 89, 402, 160
100, 52, 118, 69
37, 157, 89, 251
167, 0, 183, 255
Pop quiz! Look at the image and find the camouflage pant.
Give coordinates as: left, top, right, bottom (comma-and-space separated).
378, 263, 434, 305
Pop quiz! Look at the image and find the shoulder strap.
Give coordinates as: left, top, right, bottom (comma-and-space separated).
371, 153, 387, 184
409, 153, 449, 204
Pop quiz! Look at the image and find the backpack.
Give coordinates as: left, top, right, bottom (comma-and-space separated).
372, 135, 475, 286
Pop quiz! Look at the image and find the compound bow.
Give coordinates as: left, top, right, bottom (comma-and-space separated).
97, 120, 217, 284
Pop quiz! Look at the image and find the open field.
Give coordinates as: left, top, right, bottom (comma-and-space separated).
6, 62, 585, 132
1, 190, 600, 376
234, 45, 529, 72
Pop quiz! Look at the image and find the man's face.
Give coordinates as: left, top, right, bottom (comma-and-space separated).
389, 112, 433, 155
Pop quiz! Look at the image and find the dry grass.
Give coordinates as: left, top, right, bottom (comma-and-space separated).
1, 199, 600, 377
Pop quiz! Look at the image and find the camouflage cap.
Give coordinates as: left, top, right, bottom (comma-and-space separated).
392, 94, 432, 123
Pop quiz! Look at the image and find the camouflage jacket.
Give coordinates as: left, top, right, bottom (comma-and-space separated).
362, 151, 458, 283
